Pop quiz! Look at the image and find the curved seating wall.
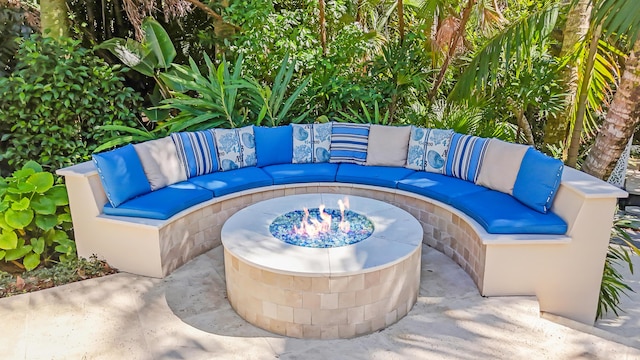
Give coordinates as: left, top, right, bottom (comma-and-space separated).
57, 125, 627, 326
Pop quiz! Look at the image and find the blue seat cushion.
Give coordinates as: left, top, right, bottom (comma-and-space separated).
254, 126, 293, 167
102, 181, 213, 220
397, 172, 488, 205
93, 144, 152, 208
188, 167, 273, 197
450, 190, 568, 234
336, 164, 415, 188
262, 163, 338, 185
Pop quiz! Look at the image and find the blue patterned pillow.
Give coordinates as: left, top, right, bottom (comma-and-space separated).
170, 130, 219, 178
329, 122, 370, 164
292, 123, 332, 163
214, 126, 257, 171
445, 133, 490, 182
406, 127, 454, 173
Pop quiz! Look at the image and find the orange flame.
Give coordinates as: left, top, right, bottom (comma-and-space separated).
294, 197, 351, 237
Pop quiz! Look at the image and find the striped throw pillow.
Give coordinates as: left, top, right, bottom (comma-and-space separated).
445, 134, 489, 182
329, 122, 370, 164
170, 130, 219, 178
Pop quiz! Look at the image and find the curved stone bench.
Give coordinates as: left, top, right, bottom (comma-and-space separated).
58, 161, 625, 325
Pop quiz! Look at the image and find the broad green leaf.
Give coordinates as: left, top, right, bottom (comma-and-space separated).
5, 208, 34, 229
142, 17, 176, 69
23, 252, 40, 271
27, 172, 54, 194
57, 213, 72, 223
0, 250, 5, 260
45, 185, 69, 206
31, 195, 57, 215
0, 215, 13, 231
22, 161, 42, 173
32, 237, 45, 255
11, 168, 35, 179
11, 197, 30, 211
35, 214, 58, 231
95, 38, 155, 77
7, 182, 36, 194
45, 229, 68, 244
0, 201, 10, 212
4, 245, 32, 261
0, 230, 17, 250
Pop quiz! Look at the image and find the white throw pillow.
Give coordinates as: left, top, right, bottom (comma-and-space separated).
475, 139, 529, 195
366, 125, 411, 166
134, 137, 187, 191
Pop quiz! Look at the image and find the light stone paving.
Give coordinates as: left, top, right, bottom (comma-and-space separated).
1, 245, 639, 359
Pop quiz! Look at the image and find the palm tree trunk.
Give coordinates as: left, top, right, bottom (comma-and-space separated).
319, 0, 327, 56
542, 0, 592, 154
427, 0, 476, 101
566, 25, 601, 168
40, 0, 69, 37
398, 0, 405, 45
582, 37, 640, 180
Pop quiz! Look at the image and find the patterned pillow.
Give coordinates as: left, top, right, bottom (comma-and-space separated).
292, 123, 332, 163
214, 126, 257, 171
445, 134, 490, 182
329, 122, 370, 164
170, 130, 219, 178
406, 127, 454, 173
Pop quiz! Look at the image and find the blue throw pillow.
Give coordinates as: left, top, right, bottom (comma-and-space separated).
92, 144, 152, 208
254, 126, 293, 167
170, 130, 219, 178
329, 122, 370, 164
513, 148, 564, 213
445, 134, 489, 182
291, 123, 332, 163
214, 126, 257, 171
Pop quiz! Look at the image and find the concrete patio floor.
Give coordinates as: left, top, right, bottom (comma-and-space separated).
1, 244, 639, 360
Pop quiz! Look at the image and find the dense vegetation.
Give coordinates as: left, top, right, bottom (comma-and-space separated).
0, 0, 639, 316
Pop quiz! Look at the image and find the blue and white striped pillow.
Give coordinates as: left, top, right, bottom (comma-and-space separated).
445, 134, 489, 182
329, 122, 370, 164
170, 130, 219, 178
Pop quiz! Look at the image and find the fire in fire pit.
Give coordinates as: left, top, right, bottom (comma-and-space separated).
269, 197, 374, 248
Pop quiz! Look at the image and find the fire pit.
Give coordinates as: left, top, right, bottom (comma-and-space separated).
222, 194, 422, 339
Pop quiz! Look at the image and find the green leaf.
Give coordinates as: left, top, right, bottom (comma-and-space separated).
22, 161, 43, 173
4, 245, 32, 261
0, 215, 13, 231
27, 172, 54, 194
5, 208, 34, 229
57, 213, 72, 223
31, 195, 57, 215
7, 182, 36, 194
10, 197, 30, 211
45, 185, 69, 206
32, 237, 45, 255
23, 252, 40, 271
12, 168, 35, 179
0, 250, 5, 260
35, 214, 58, 231
0, 230, 18, 250
142, 17, 176, 69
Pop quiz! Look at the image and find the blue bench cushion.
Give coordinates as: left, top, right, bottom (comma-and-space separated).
102, 181, 213, 220
450, 190, 568, 234
262, 163, 338, 185
397, 172, 488, 205
93, 144, 152, 208
254, 126, 293, 167
188, 167, 273, 197
336, 164, 414, 188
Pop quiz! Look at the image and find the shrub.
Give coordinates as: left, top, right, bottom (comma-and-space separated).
0, 35, 142, 174
0, 161, 74, 271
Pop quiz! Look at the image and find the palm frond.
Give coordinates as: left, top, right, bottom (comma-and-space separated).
449, 3, 560, 100
591, 0, 640, 45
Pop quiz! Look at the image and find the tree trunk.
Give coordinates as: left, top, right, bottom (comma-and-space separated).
319, 0, 327, 56
582, 37, 640, 180
542, 0, 592, 154
517, 108, 535, 146
427, 0, 476, 101
40, 0, 69, 37
566, 25, 601, 168
398, 0, 405, 45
